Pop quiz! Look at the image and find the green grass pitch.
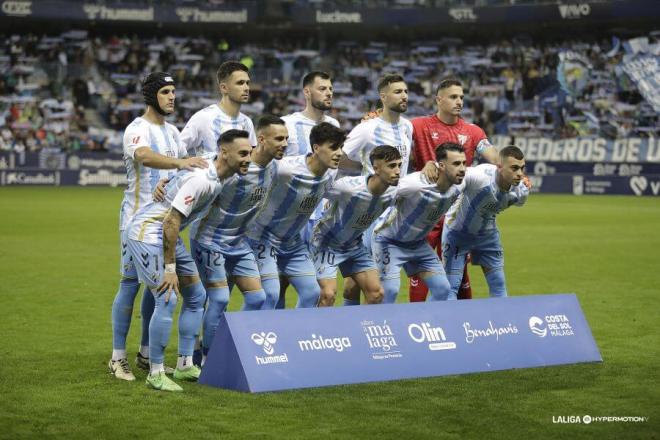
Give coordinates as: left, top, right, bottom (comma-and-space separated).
0, 187, 658, 439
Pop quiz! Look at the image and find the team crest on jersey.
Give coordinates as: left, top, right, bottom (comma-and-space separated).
457, 134, 468, 145
431, 132, 439, 140
184, 195, 195, 206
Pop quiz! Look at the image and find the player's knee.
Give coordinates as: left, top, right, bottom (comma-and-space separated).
319, 286, 337, 306
206, 286, 230, 309
427, 276, 451, 301
182, 282, 206, 310
154, 292, 178, 315
242, 290, 266, 310
365, 285, 384, 304
382, 279, 399, 304
293, 277, 320, 308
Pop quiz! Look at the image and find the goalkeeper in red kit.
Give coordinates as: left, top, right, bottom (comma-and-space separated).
409, 78, 499, 302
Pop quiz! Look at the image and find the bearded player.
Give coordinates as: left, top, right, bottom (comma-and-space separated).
408, 78, 499, 302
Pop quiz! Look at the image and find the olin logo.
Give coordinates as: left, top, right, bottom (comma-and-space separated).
408, 322, 456, 351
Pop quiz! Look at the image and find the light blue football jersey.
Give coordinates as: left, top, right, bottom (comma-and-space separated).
248, 155, 336, 248
445, 164, 529, 235
126, 157, 223, 244
180, 104, 257, 156
313, 175, 397, 250
377, 171, 462, 244
120, 117, 185, 231
190, 160, 277, 255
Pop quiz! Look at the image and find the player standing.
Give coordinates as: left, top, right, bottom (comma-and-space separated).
282, 71, 340, 156
311, 145, 402, 306
442, 146, 531, 299
109, 72, 207, 381
189, 116, 288, 364
247, 122, 345, 309
372, 143, 467, 303
125, 129, 253, 391
180, 61, 257, 155
408, 78, 499, 302
275, 71, 340, 309
340, 74, 436, 305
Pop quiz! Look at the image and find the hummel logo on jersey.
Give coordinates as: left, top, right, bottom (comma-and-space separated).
132, 136, 140, 144
141, 252, 150, 267
184, 195, 195, 206
431, 132, 439, 140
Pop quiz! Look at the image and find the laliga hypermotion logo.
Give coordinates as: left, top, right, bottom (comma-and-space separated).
251, 331, 277, 354
529, 316, 547, 338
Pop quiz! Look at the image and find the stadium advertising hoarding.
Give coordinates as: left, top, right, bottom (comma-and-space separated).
0, 0, 255, 23
290, 0, 659, 26
491, 137, 660, 163
199, 294, 601, 393
2, 0, 658, 26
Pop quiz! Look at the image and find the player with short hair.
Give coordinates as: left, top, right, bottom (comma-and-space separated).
372, 142, 467, 303
311, 145, 402, 307
109, 72, 208, 381
408, 77, 499, 302
180, 61, 256, 155
340, 74, 437, 305
189, 116, 288, 364
277, 71, 340, 308
442, 145, 531, 300
282, 71, 340, 156
248, 122, 345, 309
342, 73, 412, 176
125, 129, 252, 392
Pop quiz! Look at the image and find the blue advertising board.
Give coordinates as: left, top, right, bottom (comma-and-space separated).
199, 294, 601, 393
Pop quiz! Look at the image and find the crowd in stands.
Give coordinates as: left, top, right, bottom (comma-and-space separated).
1, 29, 657, 153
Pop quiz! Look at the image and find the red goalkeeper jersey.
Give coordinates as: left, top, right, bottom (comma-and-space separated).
411, 115, 492, 170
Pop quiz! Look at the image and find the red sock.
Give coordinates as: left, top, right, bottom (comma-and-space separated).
409, 275, 428, 302
457, 265, 472, 300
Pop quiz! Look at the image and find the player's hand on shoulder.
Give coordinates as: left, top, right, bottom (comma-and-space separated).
178, 156, 209, 171
153, 178, 170, 202
361, 108, 382, 122
422, 161, 439, 183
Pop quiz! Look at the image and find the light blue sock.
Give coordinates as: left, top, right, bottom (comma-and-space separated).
149, 291, 178, 364
202, 286, 229, 352
261, 278, 280, 310
382, 278, 400, 304
423, 273, 452, 301
111, 278, 140, 350
290, 275, 320, 308
485, 268, 507, 298
140, 287, 154, 348
241, 289, 266, 311
446, 270, 463, 301
179, 282, 206, 356
343, 297, 360, 306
